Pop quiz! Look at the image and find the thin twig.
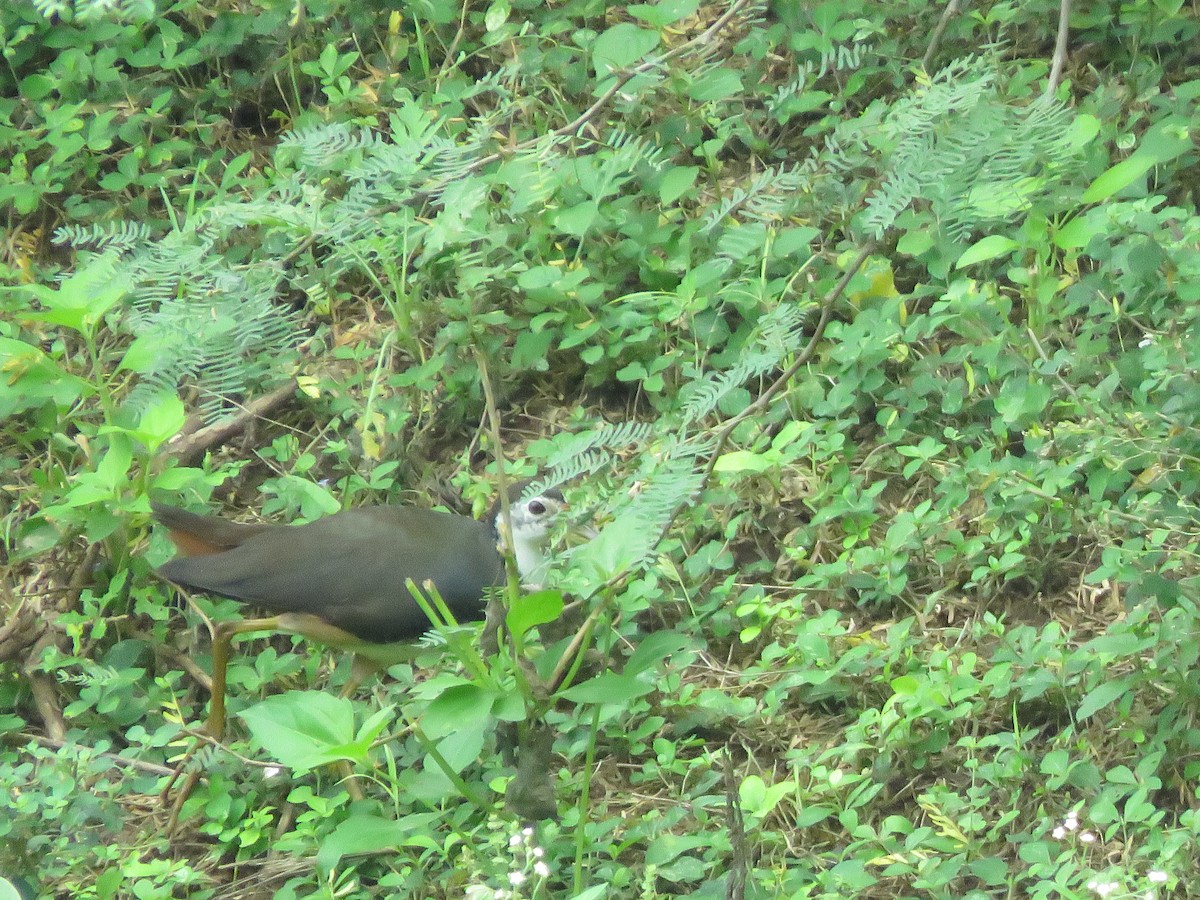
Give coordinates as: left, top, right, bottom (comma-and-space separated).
921, 0, 961, 72
10, 732, 178, 778
1045, 0, 1072, 97
165, 380, 298, 466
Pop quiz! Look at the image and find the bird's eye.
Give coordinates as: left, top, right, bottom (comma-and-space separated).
528, 500, 547, 516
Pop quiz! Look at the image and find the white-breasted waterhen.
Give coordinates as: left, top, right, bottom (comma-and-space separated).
152, 479, 565, 807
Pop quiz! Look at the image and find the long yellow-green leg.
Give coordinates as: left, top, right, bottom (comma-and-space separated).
335, 654, 384, 801
166, 617, 281, 830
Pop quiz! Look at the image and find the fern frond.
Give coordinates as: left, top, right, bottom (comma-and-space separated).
53, 221, 153, 252
863, 58, 1079, 239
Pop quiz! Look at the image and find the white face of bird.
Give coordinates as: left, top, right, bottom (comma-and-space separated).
502, 492, 568, 586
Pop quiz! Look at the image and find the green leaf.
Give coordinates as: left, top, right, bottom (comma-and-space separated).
1081, 155, 1157, 203
570, 520, 649, 580
0, 337, 90, 417
592, 23, 659, 76
422, 683, 495, 739
315, 813, 434, 870
1052, 215, 1097, 250
739, 774, 794, 817
994, 376, 1051, 426
554, 201, 599, 237
17, 261, 128, 337
955, 235, 1020, 268
238, 691, 358, 770
659, 166, 699, 204
624, 631, 690, 676
560, 672, 655, 704
118, 333, 165, 374
1077, 679, 1130, 720
713, 450, 773, 473
506, 589, 564, 639
130, 392, 186, 452
969, 856, 1009, 885
628, 0, 700, 28
1082, 121, 1192, 202
484, 0, 510, 31
686, 68, 743, 102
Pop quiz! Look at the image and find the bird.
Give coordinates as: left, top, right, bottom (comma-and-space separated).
151, 479, 566, 807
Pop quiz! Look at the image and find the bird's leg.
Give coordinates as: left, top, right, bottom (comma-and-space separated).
163, 616, 281, 828
334, 653, 384, 801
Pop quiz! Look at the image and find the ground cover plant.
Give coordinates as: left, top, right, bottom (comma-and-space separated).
2, 0, 1199, 897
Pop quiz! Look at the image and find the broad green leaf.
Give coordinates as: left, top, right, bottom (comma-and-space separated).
118, 333, 164, 373
624, 630, 690, 676
772, 226, 819, 258
1081, 155, 1157, 203
645, 832, 710, 865
955, 235, 1020, 268
1065, 113, 1101, 150
238, 691, 357, 770
659, 166, 698, 204
628, 0, 700, 27
1076, 679, 1130, 720
424, 713, 489, 778
554, 201, 599, 237
0, 337, 90, 417
713, 450, 773, 473
315, 814, 410, 871
994, 377, 1051, 426
422, 683, 495, 739
560, 672, 654, 705
569, 519, 651, 580
739, 774, 794, 817
687, 67, 743, 102
264, 475, 342, 519
1082, 121, 1192, 202
897, 227, 934, 256
17, 263, 128, 337
484, 0, 509, 31
1052, 215, 1096, 250
506, 589, 564, 639
592, 23, 659, 76
969, 856, 1009, 885
131, 392, 186, 452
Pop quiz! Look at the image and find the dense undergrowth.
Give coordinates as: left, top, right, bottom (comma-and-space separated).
2, 0, 1200, 897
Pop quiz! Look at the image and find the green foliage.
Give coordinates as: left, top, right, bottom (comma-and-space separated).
4, 0, 1200, 897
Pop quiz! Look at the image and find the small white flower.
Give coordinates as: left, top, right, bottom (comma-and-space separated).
1079, 831, 1097, 843
509, 833, 522, 848
508, 871, 526, 887
522, 825, 534, 837
532, 846, 544, 858
534, 861, 550, 878
1053, 826, 1066, 839
1144, 892, 1156, 900
1138, 336, 1154, 348
1148, 870, 1168, 884
263, 766, 282, 778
